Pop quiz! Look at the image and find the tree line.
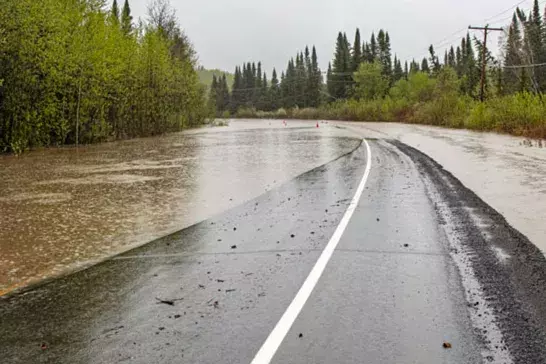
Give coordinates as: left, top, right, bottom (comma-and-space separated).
209, 0, 546, 118
0, 0, 208, 153
209, 46, 322, 115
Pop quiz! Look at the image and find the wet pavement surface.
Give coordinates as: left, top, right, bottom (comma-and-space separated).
1, 121, 546, 363
0, 121, 357, 295
340, 122, 546, 253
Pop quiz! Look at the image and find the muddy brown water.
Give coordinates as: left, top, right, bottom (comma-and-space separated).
0, 121, 358, 295
2, 119, 545, 296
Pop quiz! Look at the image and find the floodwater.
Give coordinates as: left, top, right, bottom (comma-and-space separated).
2, 119, 544, 296
342, 121, 546, 253
0, 120, 359, 295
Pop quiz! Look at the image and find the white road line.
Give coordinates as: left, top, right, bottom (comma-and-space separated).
250, 138, 372, 364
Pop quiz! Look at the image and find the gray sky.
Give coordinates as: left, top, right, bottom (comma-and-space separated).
128, 0, 533, 74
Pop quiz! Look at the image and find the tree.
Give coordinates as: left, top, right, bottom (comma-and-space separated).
308, 46, 322, 107
393, 56, 404, 82
111, 0, 120, 24
352, 28, 362, 72
448, 46, 456, 68
421, 58, 430, 73
377, 30, 392, 82
0, 0, 207, 153
121, 0, 133, 35
504, 13, 526, 93
456, 46, 463, 76
528, 0, 545, 91
231, 66, 242, 112
328, 32, 351, 99
428, 45, 440, 73
269, 68, 280, 110
353, 61, 389, 100
370, 32, 378, 61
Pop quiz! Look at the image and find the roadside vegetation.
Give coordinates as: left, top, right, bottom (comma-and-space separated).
0, 0, 208, 153
209, 1, 546, 139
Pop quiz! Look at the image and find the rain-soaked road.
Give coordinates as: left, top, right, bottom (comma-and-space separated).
1, 120, 546, 363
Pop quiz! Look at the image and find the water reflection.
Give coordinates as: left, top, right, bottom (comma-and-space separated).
342, 121, 546, 252
0, 121, 358, 295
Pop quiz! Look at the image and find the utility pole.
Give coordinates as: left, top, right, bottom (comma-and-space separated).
468, 25, 503, 102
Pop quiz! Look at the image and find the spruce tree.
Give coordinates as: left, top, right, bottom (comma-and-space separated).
456, 46, 463, 76
352, 28, 362, 72
504, 13, 525, 93
209, 75, 218, 113
421, 58, 430, 74
393, 56, 404, 82
121, 0, 133, 35
231, 66, 242, 112
404, 61, 409, 79
270, 68, 280, 110
329, 32, 351, 99
529, 0, 545, 91
326, 62, 334, 99
448, 46, 456, 68
377, 30, 392, 82
111, 0, 120, 24
362, 42, 372, 63
370, 33, 378, 61
309, 46, 322, 107
428, 45, 440, 73
220, 74, 230, 112
410, 59, 420, 73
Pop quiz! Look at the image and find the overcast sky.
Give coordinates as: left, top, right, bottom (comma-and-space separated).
127, 0, 534, 74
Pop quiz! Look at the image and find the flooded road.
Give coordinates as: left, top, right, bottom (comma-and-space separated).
341, 122, 546, 252
3, 132, 545, 363
0, 121, 358, 295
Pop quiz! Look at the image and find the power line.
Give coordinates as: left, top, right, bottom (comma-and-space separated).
503, 61, 546, 68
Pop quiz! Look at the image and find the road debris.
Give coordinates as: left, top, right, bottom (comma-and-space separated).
155, 297, 183, 306
443, 342, 452, 349
231, 245, 237, 249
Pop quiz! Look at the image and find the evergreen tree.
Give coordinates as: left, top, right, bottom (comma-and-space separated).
370, 32, 378, 61
377, 30, 392, 82
111, 0, 120, 24
121, 0, 133, 35
428, 45, 440, 73
256, 61, 263, 105
529, 0, 545, 91
209, 75, 218, 112
308, 46, 322, 107
326, 62, 334, 98
328, 32, 351, 99
404, 61, 409, 79
362, 42, 372, 63
220, 74, 230, 112
393, 56, 404, 82
462, 33, 479, 96
455, 46, 463, 76
421, 58, 430, 73
352, 28, 362, 71
504, 13, 525, 93
410, 59, 420, 73
269, 68, 280, 110
231, 66, 242, 112
282, 59, 296, 108
448, 46, 456, 68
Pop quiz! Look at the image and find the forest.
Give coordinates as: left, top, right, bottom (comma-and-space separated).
209, 0, 546, 138
0, 0, 208, 153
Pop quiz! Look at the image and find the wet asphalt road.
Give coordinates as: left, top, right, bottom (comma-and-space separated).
2, 127, 546, 363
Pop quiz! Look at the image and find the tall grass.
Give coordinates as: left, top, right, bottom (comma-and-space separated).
233, 92, 546, 139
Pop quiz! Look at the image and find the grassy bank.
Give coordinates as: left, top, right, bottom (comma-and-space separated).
233, 92, 546, 139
